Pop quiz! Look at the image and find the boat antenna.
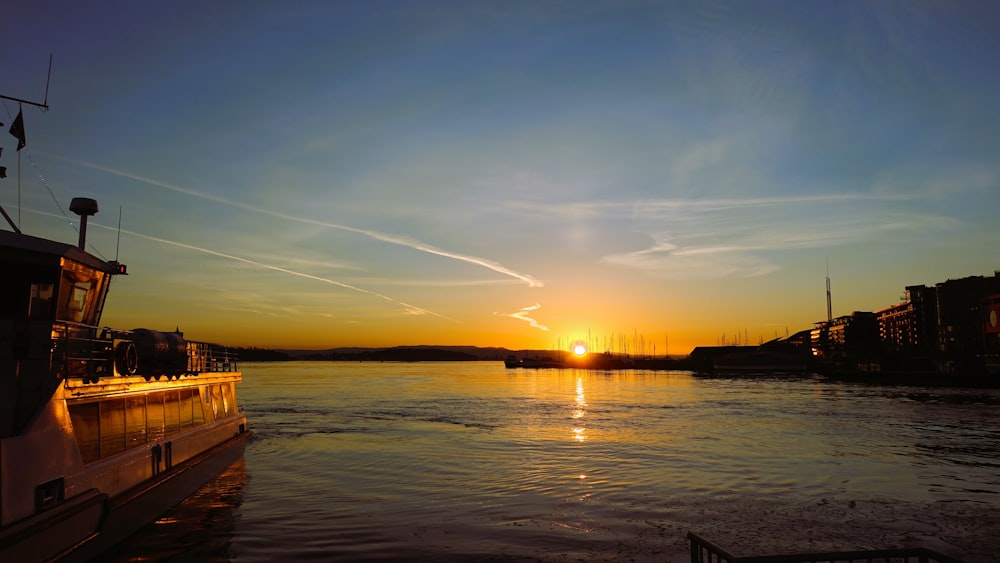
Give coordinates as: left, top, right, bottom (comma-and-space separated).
107, 206, 128, 275
0, 55, 52, 111
115, 206, 123, 261
43, 54, 53, 109
0, 55, 53, 233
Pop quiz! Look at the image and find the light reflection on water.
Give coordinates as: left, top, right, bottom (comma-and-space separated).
107, 362, 1000, 562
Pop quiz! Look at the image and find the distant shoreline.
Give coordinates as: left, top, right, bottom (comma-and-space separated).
232, 346, 1000, 388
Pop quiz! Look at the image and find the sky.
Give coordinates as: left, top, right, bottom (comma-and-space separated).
2, 1, 999, 353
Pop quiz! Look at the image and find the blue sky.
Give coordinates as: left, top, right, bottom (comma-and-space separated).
2, 1, 999, 352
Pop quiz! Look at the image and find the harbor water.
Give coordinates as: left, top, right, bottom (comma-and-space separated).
106, 361, 1000, 562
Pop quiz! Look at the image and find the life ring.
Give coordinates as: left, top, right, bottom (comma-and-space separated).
115, 341, 138, 376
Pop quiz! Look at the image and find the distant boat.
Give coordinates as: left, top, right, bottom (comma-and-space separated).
504, 355, 564, 369
0, 197, 250, 562
576, 352, 633, 370
504, 352, 636, 370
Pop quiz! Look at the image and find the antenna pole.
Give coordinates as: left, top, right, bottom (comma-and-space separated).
0, 55, 53, 110
826, 258, 832, 321
0, 93, 48, 110
115, 206, 123, 261
43, 54, 53, 108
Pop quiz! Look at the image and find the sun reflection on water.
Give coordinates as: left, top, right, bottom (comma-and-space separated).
572, 376, 587, 442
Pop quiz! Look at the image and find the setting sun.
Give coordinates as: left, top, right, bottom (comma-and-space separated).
573, 344, 587, 356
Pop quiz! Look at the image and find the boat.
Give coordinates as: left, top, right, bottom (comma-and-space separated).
571, 351, 633, 370
504, 352, 636, 370
0, 196, 250, 562
504, 355, 564, 369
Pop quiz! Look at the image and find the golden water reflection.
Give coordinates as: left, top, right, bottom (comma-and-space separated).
572, 375, 587, 442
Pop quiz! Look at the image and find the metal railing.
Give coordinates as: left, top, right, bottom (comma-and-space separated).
186, 340, 238, 373
688, 532, 964, 563
51, 322, 238, 379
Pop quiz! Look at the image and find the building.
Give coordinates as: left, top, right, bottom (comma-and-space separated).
871, 272, 1000, 375
876, 284, 937, 356
934, 273, 1000, 362
984, 293, 1000, 374
811, 311, 880, 368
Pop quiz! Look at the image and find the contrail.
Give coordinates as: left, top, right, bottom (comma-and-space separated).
92, 223, 463, 323
496, 303, 549, 331
60, 158, 543, 287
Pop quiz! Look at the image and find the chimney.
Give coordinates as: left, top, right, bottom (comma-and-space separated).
69, 197, 99, 250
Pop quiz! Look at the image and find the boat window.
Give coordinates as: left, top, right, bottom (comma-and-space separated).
28, 283, 54, 320
100, 399, 126, 457
0, 266, 48, 319
193, 389, 206, 426
68, 284, 89, 321
69, 387, 217, 464
178, 389, 195, 429
56, 261, 108, 325
147, 394, 166, 443
125, 395, 147, 449
210, 385, 222, 421
69, 402, 101, 464
221, 383, 235, 417
163, 390, 181, 435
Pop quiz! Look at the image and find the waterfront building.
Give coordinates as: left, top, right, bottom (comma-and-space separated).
984, 293, 1000, 374
811, 312, 880, 367
865, 272, 1000, 375
934, 273, 1000, 365
876, 284, 937, 356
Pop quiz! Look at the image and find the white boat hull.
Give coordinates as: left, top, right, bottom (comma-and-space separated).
0, 427, 249, 563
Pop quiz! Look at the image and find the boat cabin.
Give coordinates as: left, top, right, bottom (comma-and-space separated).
0, 228, 122, 438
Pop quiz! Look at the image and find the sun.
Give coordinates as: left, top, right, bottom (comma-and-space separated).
573, 344, 587, 356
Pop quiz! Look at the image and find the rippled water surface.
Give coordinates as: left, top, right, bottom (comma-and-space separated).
107, 361, 1000, 562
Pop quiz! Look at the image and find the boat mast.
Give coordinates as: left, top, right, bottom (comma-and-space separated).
0, 55, 53, 233
0, 54, 52, 110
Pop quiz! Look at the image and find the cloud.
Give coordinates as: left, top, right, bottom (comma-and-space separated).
602, 235, 780, 279
84, 220, 463, 323
605, 191, 960, 279
496, 303, 549, 331
57, 157, 543, 288
501, 191, 945, 280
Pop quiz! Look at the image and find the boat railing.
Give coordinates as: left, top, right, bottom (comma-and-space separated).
186, 340, 239, 373
52, 321, 114, 380
51, 321, 238, 380
687, 532, 964, 563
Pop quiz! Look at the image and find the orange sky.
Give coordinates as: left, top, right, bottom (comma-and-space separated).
5, 3, 1000, 354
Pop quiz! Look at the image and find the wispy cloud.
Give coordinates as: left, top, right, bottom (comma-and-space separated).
58, 157, 543, 288
84, 221, 463, 323
496, 303, 549, 331
482, 190, 949, 280
503, 192, 917, 219
355, 278, 528, 288
597, 192, 954, 280
601, 234, 780, 279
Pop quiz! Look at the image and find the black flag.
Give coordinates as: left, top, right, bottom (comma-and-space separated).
9, 110, 25, 151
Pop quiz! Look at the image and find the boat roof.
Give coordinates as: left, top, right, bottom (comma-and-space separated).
0, 228, 118, 274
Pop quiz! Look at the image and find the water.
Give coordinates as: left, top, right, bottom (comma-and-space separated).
106, 362, 1000, 562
